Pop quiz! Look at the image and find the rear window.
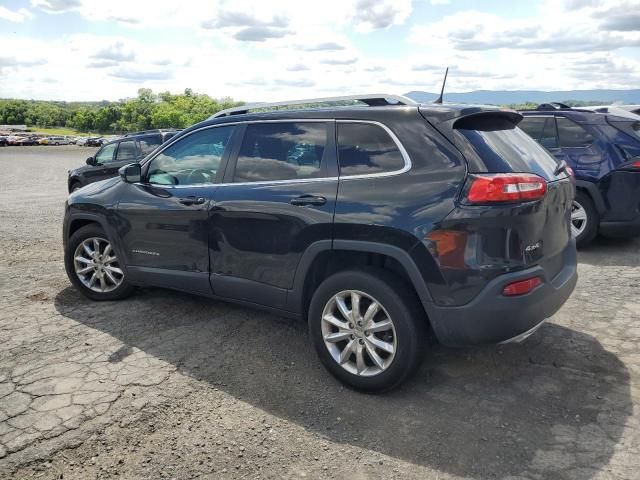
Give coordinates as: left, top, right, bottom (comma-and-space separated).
337, 123, 405, 176
454, 123, 562, 181
611, 120, 640, 141
138, 135, 163, 156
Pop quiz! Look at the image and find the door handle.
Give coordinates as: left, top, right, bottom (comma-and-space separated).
178, 197, 206, 206
290, 195, 327, 206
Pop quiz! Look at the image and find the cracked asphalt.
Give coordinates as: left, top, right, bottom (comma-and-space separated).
0, 145, 638, 480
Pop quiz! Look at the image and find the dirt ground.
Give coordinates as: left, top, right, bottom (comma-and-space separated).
0, 145, 638, 480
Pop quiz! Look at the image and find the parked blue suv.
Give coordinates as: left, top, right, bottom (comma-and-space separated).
520, 104, 640, 247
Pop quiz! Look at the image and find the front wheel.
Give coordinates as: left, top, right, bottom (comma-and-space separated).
64, 224, 135, 300
308, 268, 425, 392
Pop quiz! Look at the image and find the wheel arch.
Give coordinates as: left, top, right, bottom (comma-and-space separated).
574, 179, 606, 215
288, 239, 436, 329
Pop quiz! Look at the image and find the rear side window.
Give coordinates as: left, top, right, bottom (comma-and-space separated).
557, 117, 594, 148
115, 140, 137, 161
234, 122, 327, 182
138, 135, 163, 156
95, 143, 116, 164
337, 123, 404, 176
611, 120, 640, 141
454, 122, 562, 181
519, 117, 558, 149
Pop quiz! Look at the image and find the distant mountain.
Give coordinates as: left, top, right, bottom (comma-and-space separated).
404, 89, 640, 105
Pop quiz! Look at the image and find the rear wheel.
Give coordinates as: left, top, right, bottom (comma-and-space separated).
64, 224, 135, 301
308, 268, 425, 392
572, 190, 598, 248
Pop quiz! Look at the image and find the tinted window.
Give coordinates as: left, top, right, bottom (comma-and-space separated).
115, 140, 137, 161
234, 122, 326, 182
519, 117, 546, 140
557, 117, 593, 148
538, 117, 558, 149
147, 126, 234, 185
337, 123, 404, 176
612, 120, 640, 141
138, 135, 163, 156
95, 143, 116, 164
454, 126, 562, 181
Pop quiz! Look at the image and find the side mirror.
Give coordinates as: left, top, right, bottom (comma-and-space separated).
119, 163, 141, 184
86, 157, 95, 166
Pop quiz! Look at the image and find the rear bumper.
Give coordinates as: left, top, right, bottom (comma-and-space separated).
427, 240, 577, 346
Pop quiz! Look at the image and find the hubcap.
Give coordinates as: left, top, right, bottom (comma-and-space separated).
571, 200, 588, 238
321, 290, 397, 377
73, 237, 124, 293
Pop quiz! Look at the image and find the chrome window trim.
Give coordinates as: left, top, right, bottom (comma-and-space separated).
139, 119, 412, 189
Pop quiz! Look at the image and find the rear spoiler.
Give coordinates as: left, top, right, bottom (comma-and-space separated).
418, 106, 523, 140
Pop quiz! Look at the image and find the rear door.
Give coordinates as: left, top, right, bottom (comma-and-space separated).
209, 120, 338, 310
86, 142, 118, 183
555, 117, 602, 179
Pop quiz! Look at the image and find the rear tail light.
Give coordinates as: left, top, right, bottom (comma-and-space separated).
502, 277, 542, 296
465, 173, 547, 204
618, 158, 640, 171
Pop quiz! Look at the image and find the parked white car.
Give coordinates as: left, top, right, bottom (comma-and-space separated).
48, 136, 70, 146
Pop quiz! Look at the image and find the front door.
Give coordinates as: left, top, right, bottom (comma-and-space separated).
210, 121, 338, 310
85, 142, 118, 183
116, 124, 238, 294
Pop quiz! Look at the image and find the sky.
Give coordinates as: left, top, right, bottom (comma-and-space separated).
0, 0, 639, 102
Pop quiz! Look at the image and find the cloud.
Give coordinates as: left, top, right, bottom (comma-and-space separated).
287, 64, 310, 71
430, 0, 450, 4
232, 26, 290, 41
30, 0, 80, 14
274, 78, 315, 87
87, 60, 118, 68
0, 6, 32, 22
412, 63, 442, 71
201, 11, 288, 29
600, 12, 640, 31
92, 41, 135, 62
320, 57, 358, 65
364, 65, 385, 72
0, 56, 46, 69
109, 68, 173, 81
352, 0, 412, 31
299, 42, 345, 51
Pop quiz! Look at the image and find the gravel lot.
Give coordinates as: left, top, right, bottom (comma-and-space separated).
0, 145, 638, 480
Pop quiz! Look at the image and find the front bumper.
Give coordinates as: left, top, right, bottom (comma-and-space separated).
426, 240, 577, 346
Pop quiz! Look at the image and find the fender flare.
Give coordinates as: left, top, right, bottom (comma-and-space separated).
287, 239, 435, 315
575, 180, 606, 215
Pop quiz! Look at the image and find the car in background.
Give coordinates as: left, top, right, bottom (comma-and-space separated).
75, 137, 89, 146
583, 105, 640, 120
48, 136, 70, 146
38, 137, 50, 145
15, 136, 39, 146
620, 105, 640, 116
520, 104, 640, 247
0, 136, 7, 147
86, 137, 105, 147
67, 129, 180, 192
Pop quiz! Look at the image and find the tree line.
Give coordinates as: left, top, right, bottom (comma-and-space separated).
0, 88, 243, 133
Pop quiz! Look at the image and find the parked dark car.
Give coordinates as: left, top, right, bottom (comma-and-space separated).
63, 95, 577, 391
85, 137, 106, 147
0, 136, 7, 146
67, 130, 180, 192
520, 104, 640, 247
15, 136, 39, 146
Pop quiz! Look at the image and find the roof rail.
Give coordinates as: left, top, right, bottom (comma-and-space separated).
536, 102, 572, 111
209, 93, 417, 119
122, 128, 181, 137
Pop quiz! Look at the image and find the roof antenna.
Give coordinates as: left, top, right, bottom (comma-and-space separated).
434, 67, 449, 104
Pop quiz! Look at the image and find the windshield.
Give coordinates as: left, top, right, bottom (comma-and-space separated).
453, 126, 564, 181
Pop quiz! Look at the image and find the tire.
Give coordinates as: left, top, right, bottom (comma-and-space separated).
572, 190, 598, 248
64, 224, 135, 301
308, 267, 426, 392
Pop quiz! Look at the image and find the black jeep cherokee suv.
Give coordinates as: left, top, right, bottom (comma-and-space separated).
68, 129, 180, 192
63, 94, 577, 392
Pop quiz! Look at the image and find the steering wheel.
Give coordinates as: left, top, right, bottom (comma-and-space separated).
185, 168, 212, 184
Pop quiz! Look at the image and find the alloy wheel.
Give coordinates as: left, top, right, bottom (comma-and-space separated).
571, 200, 588, 238
73, 237, 124, 293
321, 290, 397, 377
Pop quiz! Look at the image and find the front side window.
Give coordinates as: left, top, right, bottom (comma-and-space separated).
337, 123, 405, 176
557, 117, 594, 148
147, 126, 234, 185
115, 140, 137, 161
234, 122, 327, 182
95, 143, 116, 164
138, 135, 163, 157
